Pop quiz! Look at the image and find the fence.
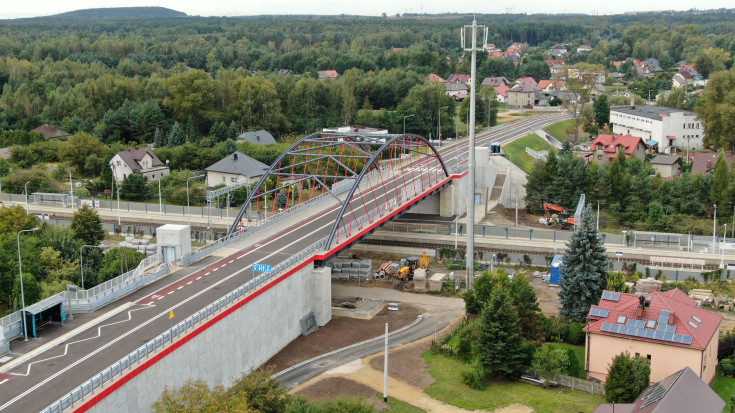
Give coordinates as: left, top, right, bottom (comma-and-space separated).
524, 368, 604, 396
40, 237, 327, 413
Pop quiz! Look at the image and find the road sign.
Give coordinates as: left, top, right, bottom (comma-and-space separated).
252, 263, 272, 272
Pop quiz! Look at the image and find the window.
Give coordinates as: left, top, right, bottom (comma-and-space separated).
647, 354, 652, 363
230, 177, 236, 183
597, 155, 603, 160
222, 176, 226, 182
116, 160, 121, 166
597, 144, 604, 150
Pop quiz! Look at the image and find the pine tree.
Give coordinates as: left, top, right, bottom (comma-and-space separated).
509, 276, 542, 340
167, 122, 183, 147
153, 128, 164, 148
185, 116, 197, 143
710, 150, 732, 207
593, 94, 610, 127
477, 288, 527, 377
559, 206, 608, 322
605, 352, 650, 403
228, 121, 240, 140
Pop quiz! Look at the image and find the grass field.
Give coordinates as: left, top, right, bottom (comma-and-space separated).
501, 134, 554, 174
544, 119, 576, 142
385, 397, 426, 412
711, 368, 735, 411
423, 352, 604, 413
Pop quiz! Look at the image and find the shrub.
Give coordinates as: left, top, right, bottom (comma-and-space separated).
566, 348, 580, 378
721, 358, 735, 377
566, 322, 585, 345
461, 363, 486, 390
719, 331, 735, 361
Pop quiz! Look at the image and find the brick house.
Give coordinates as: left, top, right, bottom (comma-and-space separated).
584, 289, 722, 385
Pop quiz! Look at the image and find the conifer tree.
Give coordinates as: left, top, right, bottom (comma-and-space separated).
477, 288, 527, 377
228, 121, 240, 140
559, 206, 608, 322
153, 128, 164, 148
167, 122, 183, 147
185, 116, 197, 143
605, 352, 650, 403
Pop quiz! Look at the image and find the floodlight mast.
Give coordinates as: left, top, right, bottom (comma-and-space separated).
461, 18, 487, 291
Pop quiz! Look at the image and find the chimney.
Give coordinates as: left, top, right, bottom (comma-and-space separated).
669, 312, 677, 325
636, 295, 645, 318
233, 153, 238, 160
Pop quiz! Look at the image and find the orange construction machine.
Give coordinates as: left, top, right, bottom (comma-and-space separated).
542, 203, 576, 230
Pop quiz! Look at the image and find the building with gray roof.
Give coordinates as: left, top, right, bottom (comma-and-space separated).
236, 130, 276, 145
610, 105, 704, 154
205, 151, 269, 188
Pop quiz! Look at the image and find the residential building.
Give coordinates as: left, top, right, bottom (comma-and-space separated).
576, 44, 593, 53
691, 152, 735, 175
322, 126, 388, 135
584, 289, 722, 384
643, 58, 664, 73
538, 80, 565, 92
650, 155, 682, 178
33, 124, 69, 139
504, 54, 522, 65
236, 130, 276, 145
592, 367, 725, 413
507, 82, 538, 108
483, 43, 502, 54
609, 105, 704, 154
447, 73, 471, 85
548, 43, 568, 57
428, 73, 446, 83
672, 71, 693, 89
317, 70, 339, 79
493, 85, 510, 104
445, 82, 468, 98
584, 134, 647, 165
110, 148, 170, 182
480, 76, 510, 88
545, 59, 565, 67
514, 77, 538, 87
205, 151, 269, 188
506, 42, 525, 54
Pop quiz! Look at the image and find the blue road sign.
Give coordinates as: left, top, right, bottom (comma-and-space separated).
252, 263, 272, 272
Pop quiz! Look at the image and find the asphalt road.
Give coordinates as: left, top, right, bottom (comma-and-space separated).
274, 310, 463, 389
0, 114, 568, 413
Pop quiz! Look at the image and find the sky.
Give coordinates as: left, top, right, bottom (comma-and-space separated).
0, 0, 732, 19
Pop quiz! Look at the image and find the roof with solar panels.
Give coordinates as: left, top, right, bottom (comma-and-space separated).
584, 289, 722, 350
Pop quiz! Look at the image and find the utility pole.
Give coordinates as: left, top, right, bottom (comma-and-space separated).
461, 17, 488, 290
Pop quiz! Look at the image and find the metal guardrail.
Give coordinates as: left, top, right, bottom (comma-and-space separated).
40, 237, 328, 413
525, 147, 548, 161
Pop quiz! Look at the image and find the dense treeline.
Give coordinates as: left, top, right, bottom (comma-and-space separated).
1, 11, 734, 143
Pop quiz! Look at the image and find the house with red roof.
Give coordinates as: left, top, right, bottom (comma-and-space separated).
33, 124, 69, 139
538, 79, 565, 92
584, 134, 647, 165
428, 73, 446, 83
493, 85, 510, 104
317, 70, 339, 80
584, 289, 722, 384
691, 152, 735, 175
446, 74, 471, 85
545, 59, 565, 67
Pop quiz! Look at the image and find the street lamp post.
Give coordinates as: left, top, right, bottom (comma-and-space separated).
713, 204, 718, 253
438, 106, 448, 146
159, 160, 169, 215
24, 181, 30, 205
17, 227, 40, 341
721, 224, 728, 269
403, 114, 415, 135
110, 164, 121, 229
80, 245, 107, 290
186, 174, 206, 227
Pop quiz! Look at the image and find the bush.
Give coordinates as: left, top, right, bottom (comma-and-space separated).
461, 363, 486, 390
721, 358, 735, 377
719, 331, 735, 361
566, 348, 580, 378
454, 323, 476, 361
566, 322, 585, 345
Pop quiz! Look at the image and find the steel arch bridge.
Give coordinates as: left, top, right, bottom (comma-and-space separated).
228, 131, 449, 251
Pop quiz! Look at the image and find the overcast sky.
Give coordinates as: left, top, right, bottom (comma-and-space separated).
0, 0, 732, 19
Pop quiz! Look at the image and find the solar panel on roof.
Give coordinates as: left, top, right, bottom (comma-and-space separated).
658, 310, 670, 324
645, 330, 655, 339
609, 324, 620, 333
602, 291, 621, 301
590, 308, 609, 318
654, 331, 665, 340
664, 332, 674, 341
640, 370, 682, 408
682, 336, 693, 345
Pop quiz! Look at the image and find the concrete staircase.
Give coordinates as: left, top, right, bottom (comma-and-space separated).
489, 172, 506, 202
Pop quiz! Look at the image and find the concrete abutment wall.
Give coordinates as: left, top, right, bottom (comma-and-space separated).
86, 263, 331, 412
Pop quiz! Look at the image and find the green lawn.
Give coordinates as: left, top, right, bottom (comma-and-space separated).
385, 397, 426, 412
711, 368, 735, 412
502, 134, 554, 174
423, 352, 604, 413
544, 119, 576, 142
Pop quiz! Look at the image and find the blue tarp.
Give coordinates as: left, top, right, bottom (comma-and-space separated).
549, 254, 564, 285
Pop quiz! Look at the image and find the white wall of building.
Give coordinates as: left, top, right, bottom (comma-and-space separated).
610, 108, 704, 154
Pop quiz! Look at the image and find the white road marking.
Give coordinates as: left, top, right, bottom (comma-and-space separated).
196, 277, 202, 280
167, 291, 173, 295
0, 379, 8, 385
177, 286, 183, 290
186, 281, 193, 285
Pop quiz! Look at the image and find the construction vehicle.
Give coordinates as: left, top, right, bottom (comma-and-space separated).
418, 252, 430, 271
542, 203, 576, 230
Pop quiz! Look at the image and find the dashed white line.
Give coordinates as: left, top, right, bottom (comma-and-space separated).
212, 268, 218, 272
221, 264, 227, 268
228, 260, 234, 264
236, 256, 243, 260
177, 286, 184, 290
205, 272, 211, 275
0, 379, 9, 385
186, 281, 193, 285
167, 291, 174, 295
196, 277, 202, 280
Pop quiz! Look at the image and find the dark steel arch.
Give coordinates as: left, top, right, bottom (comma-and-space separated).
227, 132, 449, 238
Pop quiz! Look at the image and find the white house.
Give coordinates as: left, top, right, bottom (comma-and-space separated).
610, 105, 705, 155
110, 148, 169, 183
205, 151, 269, 188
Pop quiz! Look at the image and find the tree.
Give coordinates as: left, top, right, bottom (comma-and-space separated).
70, 205, 105, 246
477, 288, 527, 377
119, 173, 150, 201
563, 74, 595, 143
0, 205, 40, 236
163, 69, 217, 130
593, 95, 609, 128
519, 60, 551, 82
532, 344, 570, 381
606, 272, 631, 293
710, 151, 732, 207
227, 367, 290, 413
99, 247, 146, 284
58, 133, 109, 174
508, 276, 542, 340
400, 83, 455, 138
167, 122, 184, 148
559, 207, 608, 322
693, 47, 733, 79
153, 128, 164, 148
605, 352, 651, 403
13, 274, 41, 309
696, 69, 735, 151
152, 379, 251, 413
